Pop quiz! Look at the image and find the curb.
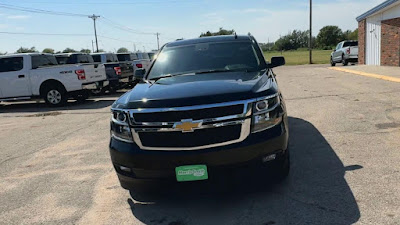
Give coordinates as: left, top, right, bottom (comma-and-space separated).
328, 67, 400, 83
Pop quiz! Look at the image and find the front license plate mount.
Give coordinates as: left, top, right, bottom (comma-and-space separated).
175, 165, 208, 182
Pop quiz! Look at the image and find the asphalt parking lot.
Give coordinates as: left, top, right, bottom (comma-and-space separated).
0, 64, 399, 225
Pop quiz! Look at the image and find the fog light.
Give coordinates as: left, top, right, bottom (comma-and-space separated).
262, 154, 276, 163
119, 165, 132, 172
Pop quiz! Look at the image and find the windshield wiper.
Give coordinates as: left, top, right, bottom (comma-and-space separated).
148, 72, 195, 83
195, 68, 260, 74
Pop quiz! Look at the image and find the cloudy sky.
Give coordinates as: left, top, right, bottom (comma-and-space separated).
0, 0, 385, 53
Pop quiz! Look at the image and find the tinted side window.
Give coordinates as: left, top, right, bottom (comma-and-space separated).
92, 55, 101, 63
0, 57, 24, 72
32, 55, 58, 69
77, 55, 94, 63
106, 54, 118, 63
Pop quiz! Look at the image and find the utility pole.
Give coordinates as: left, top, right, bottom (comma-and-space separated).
88, 14, 100, 52
156, 32, 160, 50
309, 0, 313, 64
91, 40, 94, 53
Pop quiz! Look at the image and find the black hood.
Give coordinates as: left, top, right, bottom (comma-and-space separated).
112, 71, 278, 109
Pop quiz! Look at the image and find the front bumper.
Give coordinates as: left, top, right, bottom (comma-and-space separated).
82, 83, 98, 90
82, 80, 109, 90
109, 119, 288, 189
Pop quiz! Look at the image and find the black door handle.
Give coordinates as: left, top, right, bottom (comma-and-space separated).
18, 75, 25, 78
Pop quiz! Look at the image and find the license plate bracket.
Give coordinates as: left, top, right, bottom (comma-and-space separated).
175, 165, 208, 182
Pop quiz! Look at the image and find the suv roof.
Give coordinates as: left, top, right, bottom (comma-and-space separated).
0, 53, 52, 58
166, 35, 253, 47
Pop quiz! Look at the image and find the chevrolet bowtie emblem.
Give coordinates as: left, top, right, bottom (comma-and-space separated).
173, 119, 203, 133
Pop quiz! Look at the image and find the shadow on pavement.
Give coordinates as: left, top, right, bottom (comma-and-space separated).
0, 91, 126, 114
127, 117, 361, 225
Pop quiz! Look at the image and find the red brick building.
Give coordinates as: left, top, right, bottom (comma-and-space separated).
357, 0, 400, 66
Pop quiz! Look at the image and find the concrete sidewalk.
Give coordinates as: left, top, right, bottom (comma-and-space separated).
329, 65, 400, 83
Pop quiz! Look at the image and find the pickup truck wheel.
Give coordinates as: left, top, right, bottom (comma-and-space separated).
44, 86, 67, 107
330, 57, 336, 66
91, 88, 105, 96
75, 91, 90, 102
342, 55, 349, 66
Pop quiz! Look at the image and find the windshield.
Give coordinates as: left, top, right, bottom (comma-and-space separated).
148, 41, 264, 80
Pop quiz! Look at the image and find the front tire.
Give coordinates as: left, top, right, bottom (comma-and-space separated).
342, 55, 349, 66
75, 91, 90, 102
43, 85, 67, 107
330, 57, 336, 66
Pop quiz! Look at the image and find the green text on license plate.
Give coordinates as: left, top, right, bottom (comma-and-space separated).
175, 165, 208, 182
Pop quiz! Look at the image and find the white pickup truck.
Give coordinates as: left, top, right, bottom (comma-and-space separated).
0, 53, 108, 106
135, 52, 152, 70
331, 40, 359, 66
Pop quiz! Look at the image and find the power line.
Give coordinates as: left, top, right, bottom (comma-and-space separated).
98, 35, 155, 45
0, 3, 89, 17
100, 17, 156, 35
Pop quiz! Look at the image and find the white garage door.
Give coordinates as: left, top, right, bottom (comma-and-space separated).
366, 17, 381, 65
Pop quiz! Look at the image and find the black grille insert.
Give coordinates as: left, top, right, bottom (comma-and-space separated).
133, 104, 244, 123
139, 125, 242, 148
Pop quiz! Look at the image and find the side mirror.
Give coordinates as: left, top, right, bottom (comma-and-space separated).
134, 69, 146, 80
270, 56, 285, 68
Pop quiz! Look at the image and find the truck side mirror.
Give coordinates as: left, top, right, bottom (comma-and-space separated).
270, 56, 285, 68
134, 69, 146, 80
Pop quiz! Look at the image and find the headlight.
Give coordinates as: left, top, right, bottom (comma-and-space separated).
251, 95, 283, 133
111, 111, 133, 143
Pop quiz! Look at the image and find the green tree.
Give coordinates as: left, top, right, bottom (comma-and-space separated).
272, 30, 314, 51
117, 47, 129, 53
16, 47, 37, 53
343, 29, 358, 40
62, 48, 77, 53
316, 26, 343, 49
42, 48, 55, 54
80, 49, 91, 54
200, 27, 235, 37
259, 42, 275, 51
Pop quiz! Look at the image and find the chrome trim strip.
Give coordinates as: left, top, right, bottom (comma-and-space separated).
110, 94, 279, 150
133, 120, 245, 132
132, 118, 251, 151
130, 102, 252, 126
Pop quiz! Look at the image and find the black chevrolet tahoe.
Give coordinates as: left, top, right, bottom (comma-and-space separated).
109, 35, 289, 190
